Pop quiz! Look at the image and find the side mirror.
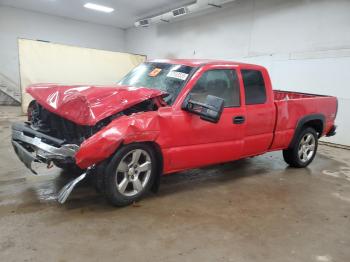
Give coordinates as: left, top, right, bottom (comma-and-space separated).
181, 95, 224, 123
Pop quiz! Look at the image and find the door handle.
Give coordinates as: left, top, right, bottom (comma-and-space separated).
233, 116, 245, 124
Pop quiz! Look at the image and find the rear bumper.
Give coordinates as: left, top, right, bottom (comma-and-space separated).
11, 122, 79, 174
326, 125, 337, 137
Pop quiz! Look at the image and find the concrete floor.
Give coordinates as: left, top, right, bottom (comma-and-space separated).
0, 106, 349, 262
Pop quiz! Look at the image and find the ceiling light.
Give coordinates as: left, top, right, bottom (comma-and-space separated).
84, 3, 114, 13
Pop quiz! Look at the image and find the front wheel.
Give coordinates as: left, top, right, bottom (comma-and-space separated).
283, 127, 318, 168
104, 143, 157, 207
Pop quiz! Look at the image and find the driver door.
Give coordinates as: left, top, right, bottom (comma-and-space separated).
166, 68, 246, 171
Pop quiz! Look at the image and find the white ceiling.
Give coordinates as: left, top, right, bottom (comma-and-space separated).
0, 0, 195, 28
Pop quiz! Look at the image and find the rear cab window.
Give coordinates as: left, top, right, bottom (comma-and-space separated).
241, 69, 267, 105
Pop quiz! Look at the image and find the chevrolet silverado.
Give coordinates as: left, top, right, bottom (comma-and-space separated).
11, 59, 338, 206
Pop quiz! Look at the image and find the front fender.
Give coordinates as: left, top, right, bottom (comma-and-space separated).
75, 113, 160, 169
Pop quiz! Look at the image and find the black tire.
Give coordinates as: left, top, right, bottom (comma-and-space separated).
54, 162, 84, 176
283, 127, 318, 168
104, 143, 157, 207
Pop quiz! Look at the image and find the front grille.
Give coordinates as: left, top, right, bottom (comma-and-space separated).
30, 102, 94, 145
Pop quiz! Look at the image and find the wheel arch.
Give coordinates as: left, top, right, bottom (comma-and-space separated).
289, 114, 325, 148
142, 141, 163, 193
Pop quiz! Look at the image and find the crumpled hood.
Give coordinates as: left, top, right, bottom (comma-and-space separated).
27, 84, 165, 126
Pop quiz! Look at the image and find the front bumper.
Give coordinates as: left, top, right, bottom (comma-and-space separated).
11, 122, 91, 204
11, 122, 79, 174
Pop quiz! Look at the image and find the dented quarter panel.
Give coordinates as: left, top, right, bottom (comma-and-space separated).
270, 94, 338, 150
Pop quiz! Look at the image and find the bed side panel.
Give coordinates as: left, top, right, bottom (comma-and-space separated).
270, 96, 337, 150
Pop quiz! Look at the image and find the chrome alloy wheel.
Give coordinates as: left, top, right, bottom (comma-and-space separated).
115, 149, 152, 197
298, 133, 316, 163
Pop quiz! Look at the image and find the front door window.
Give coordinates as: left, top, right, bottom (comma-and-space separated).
188, 69, 240, 107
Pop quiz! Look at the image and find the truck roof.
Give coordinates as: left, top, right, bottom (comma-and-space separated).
148, 58, 264, 69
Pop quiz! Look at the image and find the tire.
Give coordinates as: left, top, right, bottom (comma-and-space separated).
104, 143, 157, 207
54, 162, 84, 176
283, 127, 318, 168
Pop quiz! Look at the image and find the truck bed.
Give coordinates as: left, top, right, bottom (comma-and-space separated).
274, 90, 328, 100
270, 90, 338, 150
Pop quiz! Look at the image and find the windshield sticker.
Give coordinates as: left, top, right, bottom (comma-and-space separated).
167, 71, 189, 81
149, 68, 162, 77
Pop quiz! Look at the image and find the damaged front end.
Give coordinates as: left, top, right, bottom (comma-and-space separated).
12, 85, 166, 203
12, 122, 79, 174
12, 101, 101, 174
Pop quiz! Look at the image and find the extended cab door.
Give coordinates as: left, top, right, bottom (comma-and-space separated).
166, 66, 246, 171
239, 68, 276, 156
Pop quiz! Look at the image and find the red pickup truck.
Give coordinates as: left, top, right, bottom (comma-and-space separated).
11, 59, 338, 206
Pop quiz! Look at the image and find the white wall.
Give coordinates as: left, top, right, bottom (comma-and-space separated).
1, 0, 349, 145
125, 0, 350, 146
0, 5, 125, 104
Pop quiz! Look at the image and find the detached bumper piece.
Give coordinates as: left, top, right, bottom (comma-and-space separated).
57, 167, 93, 204
11, 122, 79, 174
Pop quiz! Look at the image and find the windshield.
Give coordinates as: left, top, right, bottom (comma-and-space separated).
118, 62, 195, 105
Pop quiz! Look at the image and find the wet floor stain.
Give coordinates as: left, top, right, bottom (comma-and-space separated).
315, 255, 333, 262
332, 192, 350, 203
0, 107, 349, 262
322, 166, 350, 182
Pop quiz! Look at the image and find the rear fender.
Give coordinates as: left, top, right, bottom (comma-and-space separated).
288, 114, 325, 148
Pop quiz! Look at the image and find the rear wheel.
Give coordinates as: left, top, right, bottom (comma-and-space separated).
283, 127, 318, 168
104, 143, 157, 207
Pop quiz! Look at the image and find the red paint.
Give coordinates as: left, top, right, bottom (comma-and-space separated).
75, 111, 161, 168
27, 84, 165, 126
30, 60, 337, 173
